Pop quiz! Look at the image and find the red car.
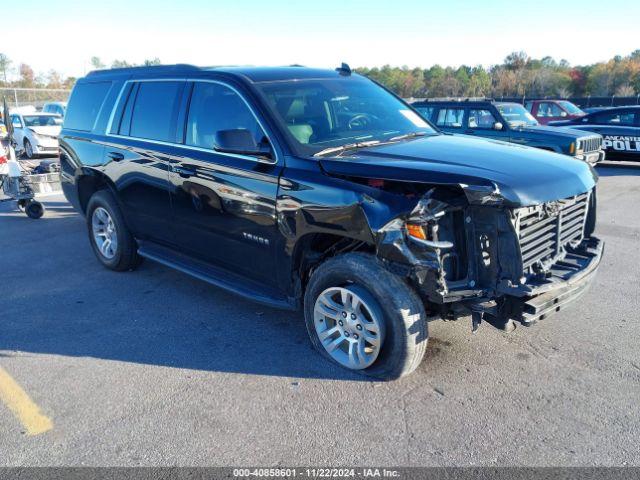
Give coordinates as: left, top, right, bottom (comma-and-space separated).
525, 99, 586, 125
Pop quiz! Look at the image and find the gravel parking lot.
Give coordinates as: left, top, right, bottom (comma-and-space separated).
0, 163, 639, 467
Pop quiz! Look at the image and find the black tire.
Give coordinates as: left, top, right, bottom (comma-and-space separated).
86, 189, 141, 271
24, 139, 35, 159
304, 252, 428, 380
25, 200, 44, 219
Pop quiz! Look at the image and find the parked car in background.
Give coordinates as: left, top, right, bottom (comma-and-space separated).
549, 106, 640, 162
412, 99, 604, 164
42, 101, 68, 117
58, 64, 603, 379
10, 105, 37, 115
525, 99, 586, 125
9, 112, 62, 158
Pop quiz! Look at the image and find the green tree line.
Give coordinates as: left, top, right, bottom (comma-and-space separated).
357, 50, 640, 98
0, 55, 161, 90
1, 51, 638, 98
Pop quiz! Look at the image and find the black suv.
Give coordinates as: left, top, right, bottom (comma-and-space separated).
59, 65, 603, 379
412, 99, 605, 164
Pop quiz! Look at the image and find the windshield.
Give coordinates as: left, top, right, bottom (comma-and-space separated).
496, 104, 539, 127
23, 115, 63, 127
256, 77, 436, 155
558, 101, 585, 116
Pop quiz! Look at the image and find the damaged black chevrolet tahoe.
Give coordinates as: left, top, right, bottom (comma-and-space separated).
59, 64, 604, 379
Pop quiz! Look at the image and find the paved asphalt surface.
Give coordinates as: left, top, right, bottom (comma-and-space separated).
0, 162, 639, 467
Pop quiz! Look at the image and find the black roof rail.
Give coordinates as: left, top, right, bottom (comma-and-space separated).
86, 64, 201, 77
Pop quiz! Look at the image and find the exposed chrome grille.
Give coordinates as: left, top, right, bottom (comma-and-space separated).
579, 136, 602, 153
514, 191, 590, 273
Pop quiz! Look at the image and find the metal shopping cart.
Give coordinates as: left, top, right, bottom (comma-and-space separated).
1, 98, 60, 219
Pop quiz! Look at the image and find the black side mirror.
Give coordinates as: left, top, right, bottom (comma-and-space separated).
214, 129, 272, 162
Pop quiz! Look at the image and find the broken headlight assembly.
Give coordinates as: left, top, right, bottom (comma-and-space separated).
405, 221, 454, 250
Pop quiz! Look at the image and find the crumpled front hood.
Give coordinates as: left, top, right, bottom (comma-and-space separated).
29, 125, 61, 137
319, 134, 598, 207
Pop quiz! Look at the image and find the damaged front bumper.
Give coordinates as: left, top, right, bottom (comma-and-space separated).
375, 186, 603, 332
465, 237, 603, 331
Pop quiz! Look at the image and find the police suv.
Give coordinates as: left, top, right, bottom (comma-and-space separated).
549, 106, 640, 162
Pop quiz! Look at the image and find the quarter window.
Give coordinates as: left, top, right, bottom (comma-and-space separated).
468, 109, 496, 129
127, 81, 184, 142
185, 82, 264, 150
64, 81, 112, 131
436, 108, 464, 128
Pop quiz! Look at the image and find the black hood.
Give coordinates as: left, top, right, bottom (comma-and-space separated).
319, 134, 598, 207
514, 124, 593, 139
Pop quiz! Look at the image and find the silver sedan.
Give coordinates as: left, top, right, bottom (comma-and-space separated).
9, 112, 62, 158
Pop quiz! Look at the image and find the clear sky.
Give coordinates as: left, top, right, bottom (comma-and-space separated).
4, 0, 640, 78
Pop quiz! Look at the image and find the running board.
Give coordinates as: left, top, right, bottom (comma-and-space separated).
137, 242, 296, 311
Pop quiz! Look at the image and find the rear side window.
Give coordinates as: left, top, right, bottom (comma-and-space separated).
436, 108, 464, 128
64, 82, 112, 131
125, 81, 184, 142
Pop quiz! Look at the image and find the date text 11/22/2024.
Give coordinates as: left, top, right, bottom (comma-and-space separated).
232, 468, 401, 477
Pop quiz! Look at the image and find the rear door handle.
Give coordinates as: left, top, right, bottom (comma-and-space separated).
107, 152, 124, 162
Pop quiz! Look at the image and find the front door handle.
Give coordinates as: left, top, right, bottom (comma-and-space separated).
107, 151, 124, 162
172, 165, 197, 178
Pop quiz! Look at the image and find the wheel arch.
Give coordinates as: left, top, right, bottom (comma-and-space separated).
289, 231, 376, 300
76, 169, 119, 214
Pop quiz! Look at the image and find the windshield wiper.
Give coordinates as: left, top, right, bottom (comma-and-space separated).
313, 132, 429, 158
389, 131, 428, 142
313, 140, 382, 158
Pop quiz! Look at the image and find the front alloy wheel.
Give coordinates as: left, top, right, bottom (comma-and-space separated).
91, 206, 118, 259
24, 139, 35, 159
313, 285, 385, 370
304, 252, 428, 379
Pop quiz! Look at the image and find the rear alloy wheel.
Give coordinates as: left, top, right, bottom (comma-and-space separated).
86, 190, 141, 271
91, 207, 118, 259
24, 139, 35, 159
